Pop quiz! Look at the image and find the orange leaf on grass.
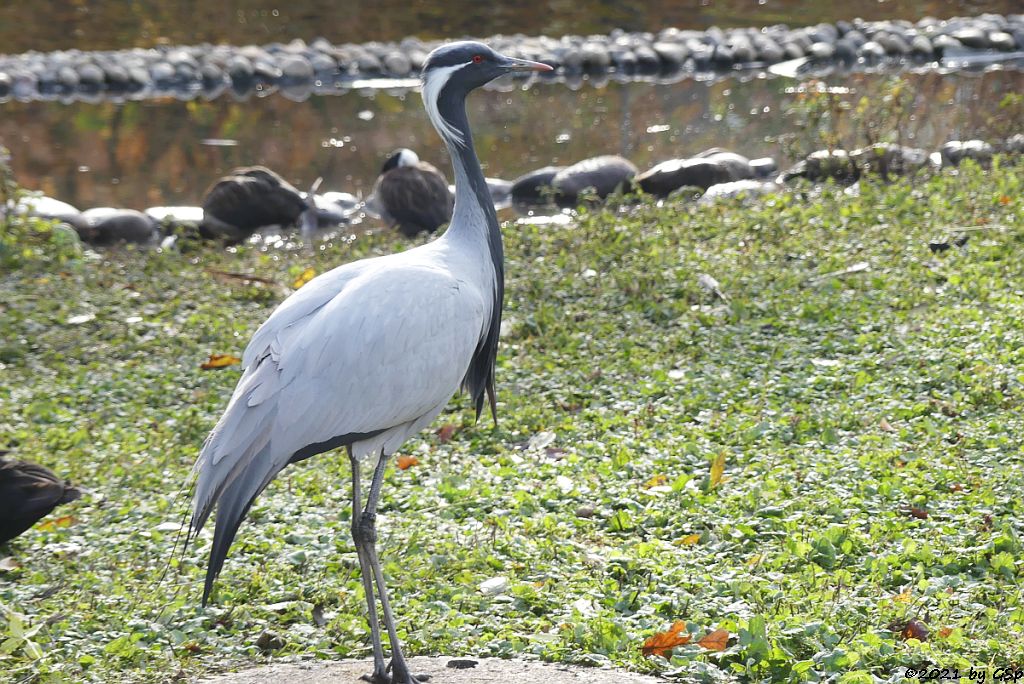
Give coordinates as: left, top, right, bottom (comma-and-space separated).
900, 620, 929, 641
38, 515, 77, 531
641, 621, 691, 658
938, 627, 953, 638
201, 354, 241, 370
697, 628, 730, 651
396, 455, 420, 470
678, 534, 701, 546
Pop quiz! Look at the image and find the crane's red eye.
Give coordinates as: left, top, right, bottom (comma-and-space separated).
472, 55, 483, 63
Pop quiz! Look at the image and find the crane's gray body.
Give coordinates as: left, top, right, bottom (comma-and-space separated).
188, 41, 550, 684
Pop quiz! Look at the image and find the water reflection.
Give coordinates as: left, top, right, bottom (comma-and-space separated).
1, 0, 1019, 54
1, 67, 1020, 212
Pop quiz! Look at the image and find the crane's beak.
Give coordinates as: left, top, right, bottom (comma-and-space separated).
501, 56, 554, 72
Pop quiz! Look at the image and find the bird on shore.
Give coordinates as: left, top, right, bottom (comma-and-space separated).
188, 43, 551, 684
0, 457, 81, 546
368, 148, 454, 237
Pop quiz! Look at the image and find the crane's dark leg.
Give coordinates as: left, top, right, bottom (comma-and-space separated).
349, 447, 388, 683
360, 451, 430, 684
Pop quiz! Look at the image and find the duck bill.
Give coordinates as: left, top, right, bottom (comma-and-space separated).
501, 56, 554, 72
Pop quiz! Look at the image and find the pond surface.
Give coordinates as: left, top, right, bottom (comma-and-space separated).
2, 0, 1020, 53
2, 67, 1020, 213
0, 0, 1021, 214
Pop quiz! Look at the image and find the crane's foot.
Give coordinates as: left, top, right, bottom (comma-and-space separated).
391, 658, 431, 683
358, 666, 431, 684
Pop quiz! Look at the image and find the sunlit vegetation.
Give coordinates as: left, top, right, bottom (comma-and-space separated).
1, 159, 1021, 681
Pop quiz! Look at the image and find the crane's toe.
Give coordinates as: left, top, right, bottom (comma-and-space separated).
359, 669, 431, 684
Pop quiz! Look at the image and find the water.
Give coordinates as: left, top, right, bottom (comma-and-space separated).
2, 67, 1020, 213
0, 0, 1021, 213
2, 0, 1020, 53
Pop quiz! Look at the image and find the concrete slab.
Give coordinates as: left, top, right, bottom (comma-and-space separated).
198, 656, 661, 683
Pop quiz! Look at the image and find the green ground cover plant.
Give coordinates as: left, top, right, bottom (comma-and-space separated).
0, 159, 1021, 682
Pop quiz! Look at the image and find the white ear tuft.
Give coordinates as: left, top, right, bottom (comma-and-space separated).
421, 63, 469, 147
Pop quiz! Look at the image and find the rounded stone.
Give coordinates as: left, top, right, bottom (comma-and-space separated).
808, 42, 835, 59
226, 55, 254, 83
381, 51, 412, 75
149, 61, 176, 85
580, 42, 611, 71
354, 52, 383, 74
834, 39, 858, 64
253, 60, 283, 81
279, 54, 314, 83
611, 48, 638, 71
310, 53, 337, 73
103, 63, 131, 88
57, 66, 80, 89
988, 31, 1016, 51
652, 41, 689, 66
931, 34, 962, 54
859, 41, 887, 60
77, 62, 105, 87
632, 45, 660, 72
951, 26, 989, 48
782, 42, 805, 60
910, 35, 934, 56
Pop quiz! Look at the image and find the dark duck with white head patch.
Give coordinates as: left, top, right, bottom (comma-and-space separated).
369, 148, 454, 237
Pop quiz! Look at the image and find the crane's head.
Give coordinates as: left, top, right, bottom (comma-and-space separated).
421, 42, 552, 146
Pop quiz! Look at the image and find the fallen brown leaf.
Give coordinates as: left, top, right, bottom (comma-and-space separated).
641, 621, 691, 658
201, 354, 242, 370
938, 627, 953, 638
436, 423, 458, 443
899, 620, 928, 641
396, 455, 419, 470
697, 628, 730, 651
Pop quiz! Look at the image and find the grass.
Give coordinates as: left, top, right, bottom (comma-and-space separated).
0, 159, 1022, 683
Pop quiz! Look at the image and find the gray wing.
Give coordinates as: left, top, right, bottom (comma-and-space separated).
188, 252, 486, 602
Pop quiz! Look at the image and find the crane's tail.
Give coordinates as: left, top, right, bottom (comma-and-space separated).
186, 397, 281, 605
199, 449, 278, 605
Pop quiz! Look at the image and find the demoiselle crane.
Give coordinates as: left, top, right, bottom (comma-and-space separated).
1, 457, 81, 546
369, 148, 454, 237
188, 43, 551, 684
